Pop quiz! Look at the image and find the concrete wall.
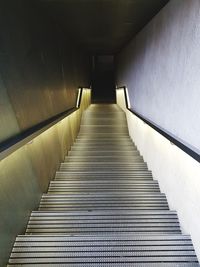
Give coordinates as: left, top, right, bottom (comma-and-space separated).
116, 88, 200, 261
116, 0, 200, 260
116, 0, 200, 154
0, 1, 91, 265
0, 0, 90, 142
0, 90, 91, 266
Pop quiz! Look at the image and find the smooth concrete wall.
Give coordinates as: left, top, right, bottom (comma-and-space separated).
116, 0, 200, 154
0, 74, 20, 141
116, 0, 200, 260
0, 90, 91, 266
117, 88, 200, 261
0, 0, 90, 141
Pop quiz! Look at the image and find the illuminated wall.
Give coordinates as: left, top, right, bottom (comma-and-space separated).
116, 0, 200, 155
0, 85, 90, 265
117, 88, 200, 261
116, 2, 200, 256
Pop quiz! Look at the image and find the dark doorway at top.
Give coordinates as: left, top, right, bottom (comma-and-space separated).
92, 55, 116, 103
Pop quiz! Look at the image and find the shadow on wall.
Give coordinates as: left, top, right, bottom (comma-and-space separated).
0, 0, 90, 143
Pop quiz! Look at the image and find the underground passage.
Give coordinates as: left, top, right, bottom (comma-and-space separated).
0, 0, 200, 266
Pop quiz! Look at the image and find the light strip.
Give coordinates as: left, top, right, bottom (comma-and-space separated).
125, 87, 131, 109
76, 88, 82, 108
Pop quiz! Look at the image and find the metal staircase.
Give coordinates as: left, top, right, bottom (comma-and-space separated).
8, 104, 199, 266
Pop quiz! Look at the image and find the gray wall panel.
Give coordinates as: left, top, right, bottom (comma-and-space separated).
116, 0, 200, 154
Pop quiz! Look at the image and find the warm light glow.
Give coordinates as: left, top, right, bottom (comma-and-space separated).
0, 87, 91, 267
125, 87, 131, 109
76, 88, 82, 108
0, 88, 91, 162
116, 88, 126, 111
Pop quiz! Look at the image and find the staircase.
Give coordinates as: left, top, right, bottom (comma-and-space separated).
8, 104, 199, 266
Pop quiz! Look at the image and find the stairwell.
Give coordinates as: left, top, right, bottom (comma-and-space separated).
8, 104, 199, 266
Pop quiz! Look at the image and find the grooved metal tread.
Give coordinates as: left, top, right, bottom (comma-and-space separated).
8, 104, 199, 266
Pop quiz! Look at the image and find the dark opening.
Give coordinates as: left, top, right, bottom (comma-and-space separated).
91, 55, 116, 103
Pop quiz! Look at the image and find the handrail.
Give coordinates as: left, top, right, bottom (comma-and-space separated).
117, 86, 200, 163
0, 87, 90, 161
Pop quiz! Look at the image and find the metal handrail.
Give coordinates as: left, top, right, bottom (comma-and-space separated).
0, 87, 90, 161
117, 86, 200, 163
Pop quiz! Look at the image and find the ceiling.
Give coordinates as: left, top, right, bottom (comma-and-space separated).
39, 0, 168, 55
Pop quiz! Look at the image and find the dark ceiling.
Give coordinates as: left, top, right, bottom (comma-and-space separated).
39, 0, 168, 55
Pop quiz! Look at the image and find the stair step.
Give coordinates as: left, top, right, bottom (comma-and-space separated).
74, 141, 133, 144
30, 210, 178, 215
79, 129, 128, 134
48, 184, 160, 189
72, 143, 135, 146
61, 163, 146, 167
25, 228, 181, 235
41, 200, 168, 204
61, 162, 147, 165
70, 146, 137, 150
13, 233, 193, 242
68, 152, 141, 156
60, 169, 147, 173
55, 178, 154, 181
50, 180, 158, 185
12, 245, 193, 252
55, 175, 153, 180
65, 156, 143, 160
9, 234, 198, 265
56, 174, 150, 178
75, 139, 133, 142
38, 206, 169, 211
41, 193, 167, 199
64, 159, 144, 163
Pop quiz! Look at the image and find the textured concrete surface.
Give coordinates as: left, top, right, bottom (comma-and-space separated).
116, 0, 200, 154
0, 0, 90, 140
0, 74, 19, 142
116, 89, 200, 261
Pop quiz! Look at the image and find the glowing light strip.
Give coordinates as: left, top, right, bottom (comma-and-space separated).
76, 88, 82, 108
125, 87, 131, 109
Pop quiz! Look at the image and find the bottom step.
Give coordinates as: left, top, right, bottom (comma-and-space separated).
8, 234, 199, 266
